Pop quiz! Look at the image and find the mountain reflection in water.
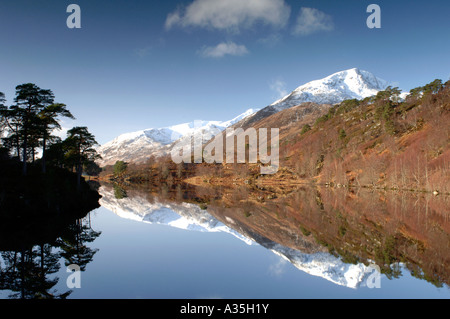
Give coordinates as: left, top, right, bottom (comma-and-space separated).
99, 183, 450, 290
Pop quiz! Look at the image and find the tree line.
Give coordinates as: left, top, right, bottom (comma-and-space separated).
289, 78, 450, 193
0, 83, 101, 185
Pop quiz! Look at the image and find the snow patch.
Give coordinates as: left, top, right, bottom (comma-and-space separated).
97, 108, 258, 166
270, 68, 389, 110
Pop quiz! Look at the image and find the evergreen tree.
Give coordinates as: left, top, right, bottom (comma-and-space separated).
84, 160, 102, 179
0, 96, 23, 159
113, 160, 128, 176
423, 79, 443, 95
300, 124, 311, 135
65, 127, 101, 188
0, 92, 6, 147
11, 83, 55, 175
38, 103, 75, 173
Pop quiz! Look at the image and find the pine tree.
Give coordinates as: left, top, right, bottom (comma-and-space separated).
65, 127, 101, 189
12, 83, 55, 175
38, 103, 75, 173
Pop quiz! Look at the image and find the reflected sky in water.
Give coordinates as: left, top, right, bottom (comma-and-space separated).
55, 207, 449, 298
2, 185, 449, 299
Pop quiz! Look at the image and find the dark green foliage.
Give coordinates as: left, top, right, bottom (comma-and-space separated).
243, 210, 252, 218
39, 103, 75, 173
409, 79, 444, 98
299, 225, 311, 236
65, 127, 101, 186
338, 225, 347, 237
0, 84, 80, 175
300, 124, 311, 135
338, 128, 347, 140
84, 160, 102, 177
338, 249, 359, 265
372, 87, 401, 136
409, 86, 424, 98
376, 235, 398, 265
315, 113, 332, 126
337, 99, 360, 114
113, 160, 128, 176
11, 84, 56, 175
375, 86, 402, 103
113, 184, 128, 199
384, 118, 396, 135
314, 99, 362, 127
423, 79, 443, 95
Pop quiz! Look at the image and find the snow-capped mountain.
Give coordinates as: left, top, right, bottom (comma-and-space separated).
98, 68, 390, 166
97, 108, 257, 166
235, 68, 389, 129
99, 186, 377, 289
271, 68, 389, 111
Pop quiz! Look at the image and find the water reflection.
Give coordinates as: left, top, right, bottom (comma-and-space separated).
100, 184, 254, 245
100, 183, 449, 290
0, 183, 102, 299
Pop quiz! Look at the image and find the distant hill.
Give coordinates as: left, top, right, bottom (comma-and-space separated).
98, 68, 389, 166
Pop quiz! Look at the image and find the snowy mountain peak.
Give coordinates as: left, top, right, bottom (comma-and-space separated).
97, 108, 258, 166
97, 69, 389, 166
270, 68, 389, 110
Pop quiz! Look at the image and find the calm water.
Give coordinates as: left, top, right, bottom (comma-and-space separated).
1, 184, 449, 299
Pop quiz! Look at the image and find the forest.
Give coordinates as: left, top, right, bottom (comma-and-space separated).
0, 83, 102, 182
0, 83, 102, 226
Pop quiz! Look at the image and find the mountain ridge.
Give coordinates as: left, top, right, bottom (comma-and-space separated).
97, 68, 389, 166
97, 108, 258, 166
233, 68, 389, 130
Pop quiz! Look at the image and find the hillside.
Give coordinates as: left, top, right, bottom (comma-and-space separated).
97, 68, 388, 166
255, 80, 450, 194
235, 68, 389, 130
97, 109, 257, 167
101, 76, 449, 196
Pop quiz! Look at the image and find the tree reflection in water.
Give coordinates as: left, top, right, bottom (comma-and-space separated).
101, 182, 450, 290
0, 215, 100, 299
0, 176, 102, 299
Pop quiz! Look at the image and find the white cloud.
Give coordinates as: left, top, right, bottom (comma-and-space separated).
292, 7, 334, 36
258, 33, 283, 48
199, 41, 249, 58
165, 0, 291, 32
52, 126, 70, 140
270, 78, 288, 100
52, 119, 75, 140
268, 256, 288, 277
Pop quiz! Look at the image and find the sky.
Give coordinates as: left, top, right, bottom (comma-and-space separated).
1, 0, 450, 145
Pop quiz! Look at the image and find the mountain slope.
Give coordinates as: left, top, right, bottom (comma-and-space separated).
250, 77, 450, 194
272, 68, 388, 110
97, 109, 257, 166
98, 68, 388, 166
235, 68, 389, 129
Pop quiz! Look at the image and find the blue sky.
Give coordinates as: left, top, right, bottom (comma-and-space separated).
1, 0, 450, 144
